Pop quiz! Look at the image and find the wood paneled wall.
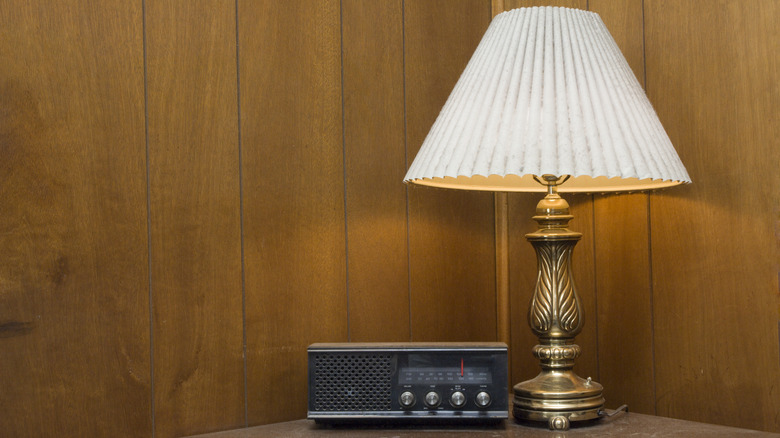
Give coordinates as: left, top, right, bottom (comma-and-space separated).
646, 0, 779, 428
0, 2, 151, 436
0, 0, 777, 436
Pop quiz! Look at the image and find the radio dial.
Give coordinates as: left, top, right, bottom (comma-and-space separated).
399, 391, 416, 408
424, 391, 441, 407
475, 391, 491, 408
449, 391, 466, 408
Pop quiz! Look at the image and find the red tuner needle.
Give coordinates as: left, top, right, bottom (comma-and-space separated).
460, 358, 464, 377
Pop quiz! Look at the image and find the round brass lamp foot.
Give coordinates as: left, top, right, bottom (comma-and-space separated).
513, 370, 604, 431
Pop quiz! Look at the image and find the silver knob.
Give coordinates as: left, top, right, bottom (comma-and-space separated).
399, 391, 415, 408
424, 391, 441, 407
449, 391, 466, 408
475, 391, 491, 408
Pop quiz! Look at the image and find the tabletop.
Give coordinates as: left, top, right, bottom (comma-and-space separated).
186, 411, 779, 438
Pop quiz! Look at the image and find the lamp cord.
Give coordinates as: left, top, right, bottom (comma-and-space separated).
599, 404, 630, 420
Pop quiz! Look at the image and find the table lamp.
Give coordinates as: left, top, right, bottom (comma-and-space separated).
404, 7, 690, 430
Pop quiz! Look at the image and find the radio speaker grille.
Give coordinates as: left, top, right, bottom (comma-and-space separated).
312, 353, 393, 411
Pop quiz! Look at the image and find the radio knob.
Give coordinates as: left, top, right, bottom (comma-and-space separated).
399, 391, 416, 408
449, 391, 466, 408
475, 391, 491, 408
424, 391, 441, 407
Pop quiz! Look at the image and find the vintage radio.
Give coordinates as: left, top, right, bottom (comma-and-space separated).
307, 342, 508, 424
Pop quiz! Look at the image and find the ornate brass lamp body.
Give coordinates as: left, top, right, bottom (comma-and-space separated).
512, 176, 604, 430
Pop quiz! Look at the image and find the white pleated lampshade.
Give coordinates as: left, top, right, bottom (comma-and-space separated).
404, 7, 690, 193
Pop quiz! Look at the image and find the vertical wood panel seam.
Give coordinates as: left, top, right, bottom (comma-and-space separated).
641, 0, 648, 91
491, 1, 511, 348
641, 0, 659, 415
234, 0, 249, 426
140, 0, 156, 435
401, 0, 413, 341
646, 193, 658, 414
494, 193, 510, 344
339, 0, 352, 342
589, 195, 600, 382
586, 0, 597, 387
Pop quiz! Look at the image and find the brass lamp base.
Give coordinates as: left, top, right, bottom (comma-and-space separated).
513, 367, 604, 430
512, 176, 605, 431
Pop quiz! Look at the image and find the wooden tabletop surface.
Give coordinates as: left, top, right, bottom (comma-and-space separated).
186, 412, 779, 438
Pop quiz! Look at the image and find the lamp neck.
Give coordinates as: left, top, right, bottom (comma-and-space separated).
531, 175, 574, 230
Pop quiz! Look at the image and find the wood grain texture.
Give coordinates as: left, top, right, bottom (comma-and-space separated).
502, 0, 585, 9
0, 1, 150, 436
404, 0, 497, 342
646, 0, 780, 431
593, 192, 654, 413
3, 1, 779, 435
342, 0, 410, 342
588, 0, 656, 415
238, 0, 348, 425
145, 1, 245, 436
